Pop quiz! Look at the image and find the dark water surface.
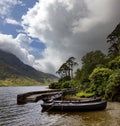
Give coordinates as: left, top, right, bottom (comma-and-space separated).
0, 86, 120, 126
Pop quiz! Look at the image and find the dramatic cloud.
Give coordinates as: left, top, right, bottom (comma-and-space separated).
0, 33, 35, 66
0, 0, 120, 74
21, 0, 120, 74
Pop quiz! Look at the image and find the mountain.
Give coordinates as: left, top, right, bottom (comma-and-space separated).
0, 50, 58, 86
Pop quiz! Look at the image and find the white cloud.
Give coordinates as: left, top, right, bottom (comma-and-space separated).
21, 0, 120, 74
0, 0, 120, 75
0, 33, 35, 66
0, 0, 23, 18
0, 33, 50, 73
15, 33, 32, 44
5, 18, 20, 25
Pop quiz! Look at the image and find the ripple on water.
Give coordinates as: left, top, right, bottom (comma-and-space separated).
0, 87, 120, 126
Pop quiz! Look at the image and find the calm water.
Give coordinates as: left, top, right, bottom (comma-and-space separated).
0, 86, 120, 126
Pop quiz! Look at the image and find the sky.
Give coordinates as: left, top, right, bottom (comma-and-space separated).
0, 0, 120, 75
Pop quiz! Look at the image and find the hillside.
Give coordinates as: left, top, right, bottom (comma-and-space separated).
0, 50, 58, 86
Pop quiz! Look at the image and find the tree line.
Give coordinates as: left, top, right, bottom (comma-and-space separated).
49, 22, 120, 101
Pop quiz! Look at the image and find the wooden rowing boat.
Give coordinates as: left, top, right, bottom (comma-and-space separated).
56, 97, 102, 103
41, 100, 107, 111
43, 97, 102, 103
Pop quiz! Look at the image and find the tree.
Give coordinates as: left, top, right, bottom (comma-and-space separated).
74, 68, 82, 80
56, 63, 70, 78
80, 50, 108, 83
56, 57, 78, 79
107, 23, 120, 57
66, 57, 78, 78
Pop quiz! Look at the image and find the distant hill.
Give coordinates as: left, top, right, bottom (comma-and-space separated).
0, 50, 58, 86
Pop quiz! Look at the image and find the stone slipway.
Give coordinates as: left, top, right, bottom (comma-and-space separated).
17, 89, 62, 105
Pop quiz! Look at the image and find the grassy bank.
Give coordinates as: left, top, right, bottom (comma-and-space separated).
0, 77, 49, 86
76, 91, 95, 98
63, 91, 95, 101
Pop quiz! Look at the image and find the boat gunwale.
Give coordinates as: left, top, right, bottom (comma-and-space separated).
42, 100, 107, 107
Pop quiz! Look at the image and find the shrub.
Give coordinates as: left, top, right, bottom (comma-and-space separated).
89, 67, 112, 96
108, 56, 120, 70
105, 69, 120, 101
62, 81, 71, 88
49, 82, 62, 89
58, 76, 71, 82
49, 79, 82, 89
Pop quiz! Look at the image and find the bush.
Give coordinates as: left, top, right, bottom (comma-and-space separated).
58, 76, 71, 82
49, 82, 62, 89
105, 69, 120, 101
62, 81, 71, 88
108, 56, 120, 70
89, 67, 112, 96
49, 79, 82, 89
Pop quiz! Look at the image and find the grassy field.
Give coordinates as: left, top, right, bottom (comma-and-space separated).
0, 77, 49, 86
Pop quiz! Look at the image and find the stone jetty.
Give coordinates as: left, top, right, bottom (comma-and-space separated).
17, 89, 62, 105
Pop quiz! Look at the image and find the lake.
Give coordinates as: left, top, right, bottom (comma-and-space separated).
0, 86, 120, 126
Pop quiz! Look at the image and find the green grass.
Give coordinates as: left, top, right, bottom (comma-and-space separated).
63, 95, 81, 100
76, 91, 95, 98
63, 92, 94, 100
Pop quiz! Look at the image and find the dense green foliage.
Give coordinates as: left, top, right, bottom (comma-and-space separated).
108, 56, 120, 69
89, 67, 112, 96
49, 79, 81, 89
49, 23, 120, 101
105, 69, 120, 101
79, 50, 108, 83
